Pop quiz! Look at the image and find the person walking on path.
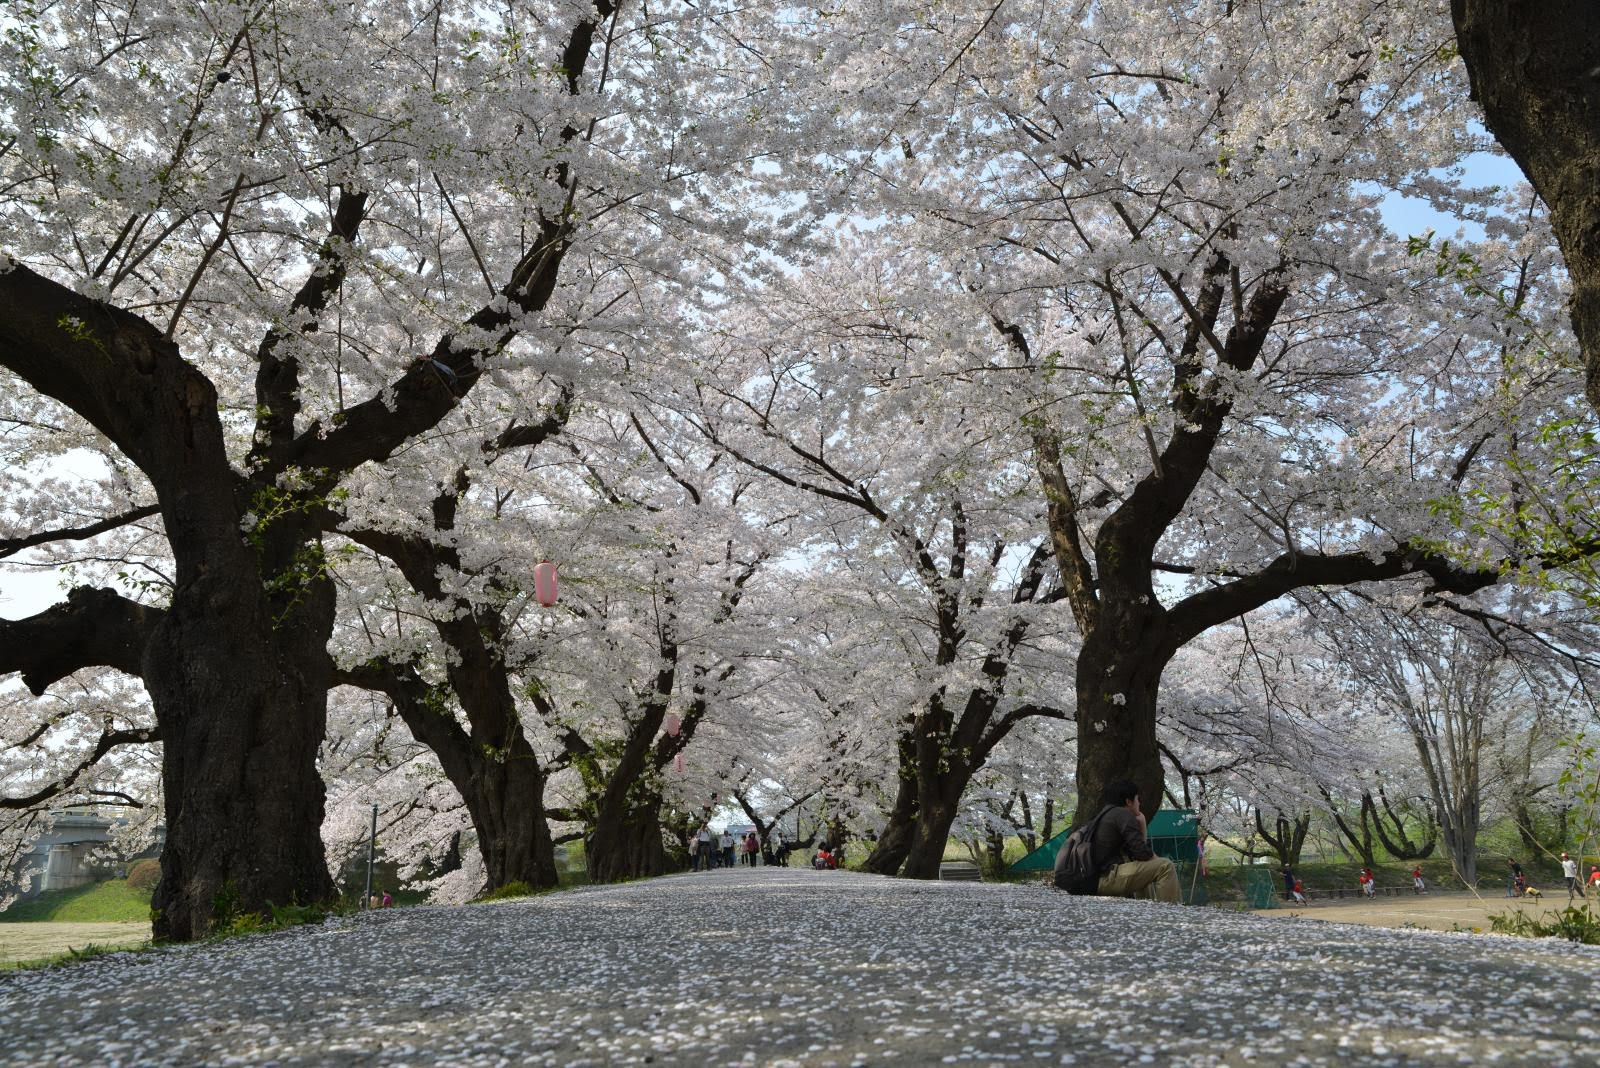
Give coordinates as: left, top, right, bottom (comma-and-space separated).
1563, 852, 1586, 900
688, 833, 701, 872
743, 830, 760, 866
720, 830, 736, 869
1291, 877, 1308, 906
696, 825, 714, 870
1412, 866, 1426, 895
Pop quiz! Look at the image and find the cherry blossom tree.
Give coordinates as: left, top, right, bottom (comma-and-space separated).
0, 0, 777, 937
0, 670, 161, 907
671, 254, 1079, 877
785, 0, 1590, 827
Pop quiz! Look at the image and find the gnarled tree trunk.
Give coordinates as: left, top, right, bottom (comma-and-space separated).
862, 738, 918, 874
587, 785, 669, 882
1452, 1, 1600, 407
1072, 616, 1170, 827
148, 527, 339, 940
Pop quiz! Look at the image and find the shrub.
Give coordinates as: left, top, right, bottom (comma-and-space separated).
477, 881, 536, 902
126, 859, 161, 892
1489, 904, 1600, 945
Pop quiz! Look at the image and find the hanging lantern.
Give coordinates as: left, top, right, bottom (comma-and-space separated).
674, 753, 685, 773
664, 713, 680, 737
532, 560, 558, 607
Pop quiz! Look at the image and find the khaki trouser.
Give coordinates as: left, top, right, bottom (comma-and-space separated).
1098, 857, 1181, 904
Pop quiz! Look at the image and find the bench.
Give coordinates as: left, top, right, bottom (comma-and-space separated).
1295, 885, 1418, 901
939, 862, 983, 882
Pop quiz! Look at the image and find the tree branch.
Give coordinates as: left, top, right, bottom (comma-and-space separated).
0, 586, 161, 693
0, 719, 160, 810
287, 2, 617, 480
0, 504, 160, 561
1167, 545, 1501, 651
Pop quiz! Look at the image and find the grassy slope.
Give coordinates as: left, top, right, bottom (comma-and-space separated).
0, 880, 152, 923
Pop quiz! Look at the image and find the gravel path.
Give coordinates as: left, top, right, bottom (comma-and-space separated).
3, 869, 1598, 1066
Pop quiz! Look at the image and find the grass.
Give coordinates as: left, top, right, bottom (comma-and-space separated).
0, 921, 151, 970
0, 880, 152, 923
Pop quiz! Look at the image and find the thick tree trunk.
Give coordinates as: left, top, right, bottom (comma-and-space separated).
1072, 620, 1169, 827
357, 658, 558, 896
581, 704, 673, 884
862, 742, 919, 874
148, 526, 337, 941
587, 788, 669, 882
900, 778, 968, 880
1452, 1, 1600, 408
468, 751, 559, 890
441, 636, 557, 892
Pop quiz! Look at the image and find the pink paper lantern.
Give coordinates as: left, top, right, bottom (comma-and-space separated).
665, 713, 680, 737
532, 560, 558, 607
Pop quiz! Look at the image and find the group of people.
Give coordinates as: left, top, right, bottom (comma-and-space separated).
1503, 854, 1599, 901
1277, 864, 1425, 905
688, 825, 777, 871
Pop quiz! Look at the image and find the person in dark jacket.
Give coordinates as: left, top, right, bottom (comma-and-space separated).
1087, 779, 1181, 903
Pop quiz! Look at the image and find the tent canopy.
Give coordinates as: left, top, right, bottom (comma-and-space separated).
1008, 808, 1200, 872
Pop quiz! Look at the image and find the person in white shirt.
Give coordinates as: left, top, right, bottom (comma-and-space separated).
696, 825, 714, 870
1562, 852, 1586, 900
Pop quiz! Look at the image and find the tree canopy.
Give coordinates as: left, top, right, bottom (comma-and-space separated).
4, 0, 1600, 924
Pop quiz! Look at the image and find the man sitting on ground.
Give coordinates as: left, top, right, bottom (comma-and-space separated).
1083, 779, 1181, 904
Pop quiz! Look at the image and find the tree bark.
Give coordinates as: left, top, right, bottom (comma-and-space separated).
1452, 2, 1600, 407
862, 732, 919, 874
147, 515, 342, 940
587, 786, 669, 882
1072, 616, 1170, 826
899, 775, 967, 879
336, 660, 558, 893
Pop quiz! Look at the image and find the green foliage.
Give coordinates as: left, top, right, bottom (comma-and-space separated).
1558, 731, 1600, 857
476, 881, 537, 902
55, 313, 108, 353
125, 859, 161, 892
3, 940, 142, 973
1489, 904, 1600, 945
0, 879, 153, 923
209, 881, 344, 938
1405, 233, 1600, 606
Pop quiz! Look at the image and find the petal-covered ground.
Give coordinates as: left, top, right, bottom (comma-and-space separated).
2, 869, 1596, 1066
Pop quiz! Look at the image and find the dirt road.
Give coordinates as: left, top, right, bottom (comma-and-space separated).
1256, 888, 1589, 932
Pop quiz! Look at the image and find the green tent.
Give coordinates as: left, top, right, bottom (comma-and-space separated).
1009, 808, 1200, 872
